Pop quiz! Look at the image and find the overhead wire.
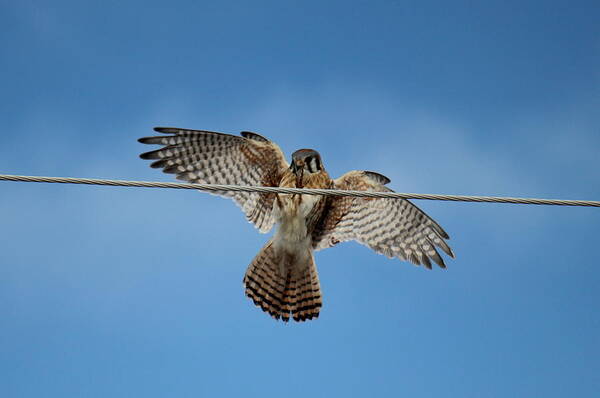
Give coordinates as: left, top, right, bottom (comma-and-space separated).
1, 174, 599, 207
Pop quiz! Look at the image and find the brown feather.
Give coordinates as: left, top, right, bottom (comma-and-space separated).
312, 170, 454, 269
243, 240, 322, 322
138, 127, 289, 233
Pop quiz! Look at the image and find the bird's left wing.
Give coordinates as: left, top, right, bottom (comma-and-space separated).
139, 127, 289, 233
312, 171, 455, 268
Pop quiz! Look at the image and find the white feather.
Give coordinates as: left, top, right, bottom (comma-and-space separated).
271, 193, 318, 274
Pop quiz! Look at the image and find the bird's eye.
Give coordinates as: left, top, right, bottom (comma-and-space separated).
304, 157, 314, 172
305, 156, 321, 173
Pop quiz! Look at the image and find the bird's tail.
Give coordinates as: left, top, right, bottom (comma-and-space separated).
243, 240, 322, 322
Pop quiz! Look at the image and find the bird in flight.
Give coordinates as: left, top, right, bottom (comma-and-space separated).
139, 127, 454, 322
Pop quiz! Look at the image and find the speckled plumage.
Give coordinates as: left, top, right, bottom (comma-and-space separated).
139, 127, 455, 322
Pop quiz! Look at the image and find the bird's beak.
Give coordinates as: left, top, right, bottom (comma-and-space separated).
296, 168, 304, 188
294, 159, 305, 188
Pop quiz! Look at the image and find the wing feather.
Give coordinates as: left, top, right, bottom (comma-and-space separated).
139, 127, 289, 232
312, 170, 454, 268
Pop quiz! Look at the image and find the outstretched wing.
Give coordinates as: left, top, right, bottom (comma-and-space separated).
139, 127, 289, 233
312, 171, 454, 268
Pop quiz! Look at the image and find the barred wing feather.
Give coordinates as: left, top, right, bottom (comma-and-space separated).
139, 127, 289, 233
312, 171, 455, 268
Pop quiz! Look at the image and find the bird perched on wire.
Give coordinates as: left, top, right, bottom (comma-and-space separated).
139, 127, 454, 322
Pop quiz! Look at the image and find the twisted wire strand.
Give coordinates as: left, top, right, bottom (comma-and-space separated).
1, 174, 599, 207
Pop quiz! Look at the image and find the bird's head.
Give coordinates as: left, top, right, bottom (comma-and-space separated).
290, 149, 323, 187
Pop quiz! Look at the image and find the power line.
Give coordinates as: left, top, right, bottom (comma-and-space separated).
1, 173, 599, 207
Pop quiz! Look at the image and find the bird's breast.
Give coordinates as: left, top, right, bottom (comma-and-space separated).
272, 169, 329, 248
271, 194, 313, 258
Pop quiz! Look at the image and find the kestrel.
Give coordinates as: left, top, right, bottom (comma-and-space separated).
139, 127, 454, 322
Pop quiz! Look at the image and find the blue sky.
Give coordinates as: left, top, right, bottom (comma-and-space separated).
1, 1, 599, 396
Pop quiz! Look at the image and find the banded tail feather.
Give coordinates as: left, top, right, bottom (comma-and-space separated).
243, 240, 322, 322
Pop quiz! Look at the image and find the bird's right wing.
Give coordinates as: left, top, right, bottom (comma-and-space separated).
139, 127, 289, 233
312, 171, 454, 268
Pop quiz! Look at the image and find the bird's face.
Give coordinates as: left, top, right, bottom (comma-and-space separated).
290, 149, 323, 188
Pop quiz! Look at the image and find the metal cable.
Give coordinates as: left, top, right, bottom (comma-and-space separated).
1, 173, 599, 207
